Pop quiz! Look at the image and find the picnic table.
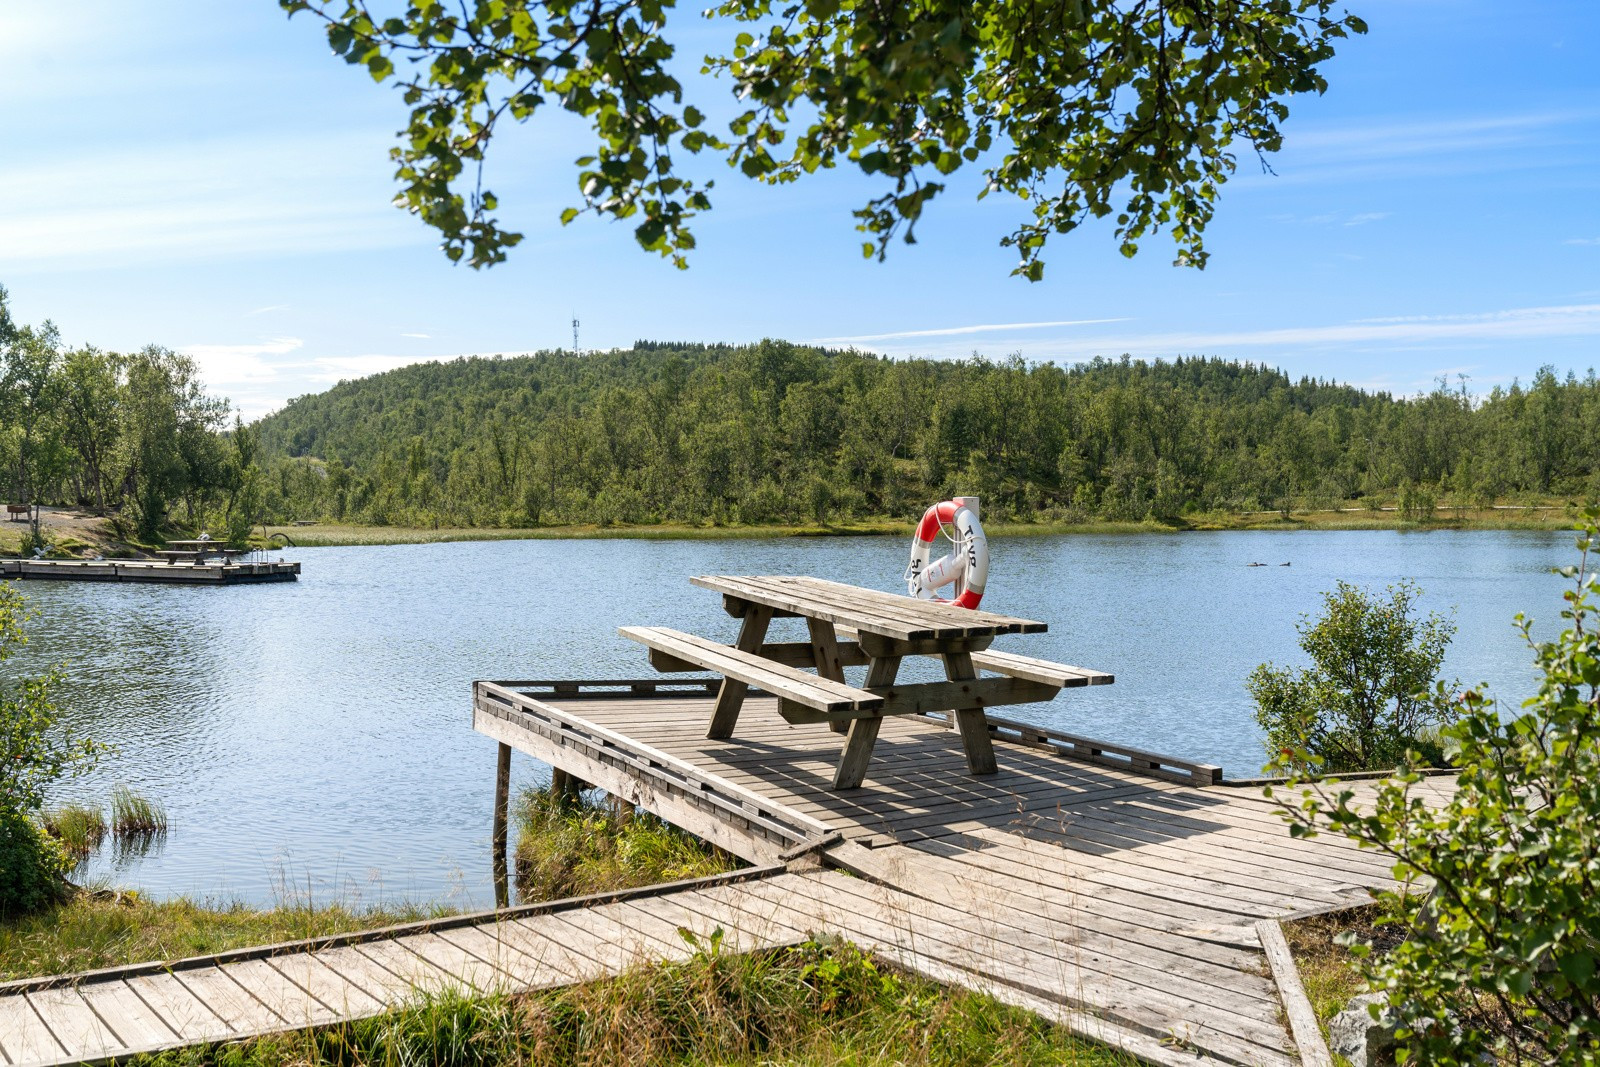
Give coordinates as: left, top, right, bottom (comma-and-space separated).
159, 539, 239, 564
621, 575, 1113, 789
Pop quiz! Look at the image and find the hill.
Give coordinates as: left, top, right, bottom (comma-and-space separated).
251, 341, 1600, 528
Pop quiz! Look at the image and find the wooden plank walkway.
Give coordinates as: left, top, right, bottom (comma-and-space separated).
472, 682, 1432, 1066
0, 681, 1441, 1066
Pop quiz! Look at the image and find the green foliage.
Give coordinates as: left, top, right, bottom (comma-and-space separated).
0, 812, 71, 919
1273, 510, 1600, 1065
1, 895, 436, 981
281, 0, 1363, 277
109, 786, 168, 838
1250, 580, 1458, 773
0, 297, 249, 544
512, 784, 737, 902
251, 345, 1600, 531
42, 803, 107, 860
0, 585, 97, 916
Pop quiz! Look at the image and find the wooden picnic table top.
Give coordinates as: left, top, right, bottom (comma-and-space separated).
690, 575, 1047, 643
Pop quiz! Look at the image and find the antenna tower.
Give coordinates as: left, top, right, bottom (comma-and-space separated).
571, 315, 580, 354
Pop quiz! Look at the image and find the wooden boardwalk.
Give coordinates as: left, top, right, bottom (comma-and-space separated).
474, 681, 1455, 1067
0, 680, 1453, 1066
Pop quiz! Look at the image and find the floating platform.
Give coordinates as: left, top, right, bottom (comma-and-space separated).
0, 558, 300, 585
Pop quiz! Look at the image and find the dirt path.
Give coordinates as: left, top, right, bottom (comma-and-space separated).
0, 506, 128, 557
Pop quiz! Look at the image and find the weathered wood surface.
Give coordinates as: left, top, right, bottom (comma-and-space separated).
472, 686, 1438, 1067
691, 574, 1047, 641
4, 686, 1431, 1067
0, 559, 299, 585
0, 869, 803, 1067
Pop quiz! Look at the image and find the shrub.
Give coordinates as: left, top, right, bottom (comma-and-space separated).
1249, 580, 1458, 772
1273, 510, 1600, 1064
0, 811, 72, 917
0, 585, 98, 917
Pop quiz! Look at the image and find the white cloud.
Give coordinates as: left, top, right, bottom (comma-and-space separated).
178, 337, 305, 410
0, 132, 419, 270
1567, 237, 1600, 246
813, 318, 1130, 344
247, 304, 290, 317
853, 303, 1600, 364
399, 332, 432, 339
1343, 212, 1390, 227
305, 354, 438, 383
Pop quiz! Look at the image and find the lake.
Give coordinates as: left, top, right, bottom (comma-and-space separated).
9, 528, 1578, 909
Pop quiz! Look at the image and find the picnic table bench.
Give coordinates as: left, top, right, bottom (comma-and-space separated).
159, 540, 241, 564
621, 575, 1112, 789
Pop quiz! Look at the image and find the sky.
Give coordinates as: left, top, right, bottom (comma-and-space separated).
0, 1, 1597, 419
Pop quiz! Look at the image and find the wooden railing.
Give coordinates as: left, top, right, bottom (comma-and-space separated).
474, 681, 840, 864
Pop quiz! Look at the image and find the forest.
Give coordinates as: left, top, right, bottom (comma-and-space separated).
249, 340, 1600, 529
6, 287, 1600, 540
0, 287, 258, 549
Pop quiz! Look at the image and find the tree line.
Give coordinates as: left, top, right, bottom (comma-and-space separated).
0, 287, 258, 549
6, 293, 1600, 538
252, 340, 1600, 529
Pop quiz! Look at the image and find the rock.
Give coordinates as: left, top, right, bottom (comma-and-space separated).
1329, 993, 1396, 1066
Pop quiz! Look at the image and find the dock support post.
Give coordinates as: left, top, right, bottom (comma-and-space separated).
551, 767, 586, 806
492, 741, 511, 909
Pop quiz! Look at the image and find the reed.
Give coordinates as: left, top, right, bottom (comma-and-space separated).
42, 804, 107, 860
110, 786, 167, 838
513, 784, 738, 902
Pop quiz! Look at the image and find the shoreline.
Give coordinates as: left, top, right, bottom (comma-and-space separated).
0, 506, 1580, 558
264, 506, 1581, 548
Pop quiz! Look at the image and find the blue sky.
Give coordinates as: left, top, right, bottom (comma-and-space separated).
1, 1, 1596, 418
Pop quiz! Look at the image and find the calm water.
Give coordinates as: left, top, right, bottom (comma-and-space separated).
7, 529, 1576, 908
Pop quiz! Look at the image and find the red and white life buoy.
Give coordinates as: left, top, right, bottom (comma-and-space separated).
905, 497, 988, 609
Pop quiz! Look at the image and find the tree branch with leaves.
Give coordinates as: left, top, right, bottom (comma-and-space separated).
282, 0, 1364, 278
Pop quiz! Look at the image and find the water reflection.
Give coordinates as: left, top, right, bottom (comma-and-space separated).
4, 529, 1574, 908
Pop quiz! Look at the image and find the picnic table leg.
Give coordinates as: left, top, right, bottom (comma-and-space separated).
805, 618, 851, 735
942, 651, 998, 775
834, 654, 900, 789
706, 604, 774, 739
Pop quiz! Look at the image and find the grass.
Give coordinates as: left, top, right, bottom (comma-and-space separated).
110, 785, 168, 837
513, 785, 740, 902
0, 896, 439, 981
6, 784, 1136, 1067
1282, 904, 1407, 1051
132, 935, 1138, 1067
42, 803, 107, 860
261, 503, 1586, 549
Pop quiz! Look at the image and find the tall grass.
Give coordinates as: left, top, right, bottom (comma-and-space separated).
110, 786, 167, 837
42, 804, 107, 860
133, 937, 1138, 1067
513, 785, 738, 902
0, 896, 438, 981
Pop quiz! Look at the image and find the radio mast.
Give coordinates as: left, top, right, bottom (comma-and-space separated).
571, 315, 580, 355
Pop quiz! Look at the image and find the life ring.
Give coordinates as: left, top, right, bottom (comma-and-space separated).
905, 497, 988, 609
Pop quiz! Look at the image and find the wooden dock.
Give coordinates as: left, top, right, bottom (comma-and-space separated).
0, 559, 299, 585
473, 680, 1451, 1066
0, 679, 1452, 1066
